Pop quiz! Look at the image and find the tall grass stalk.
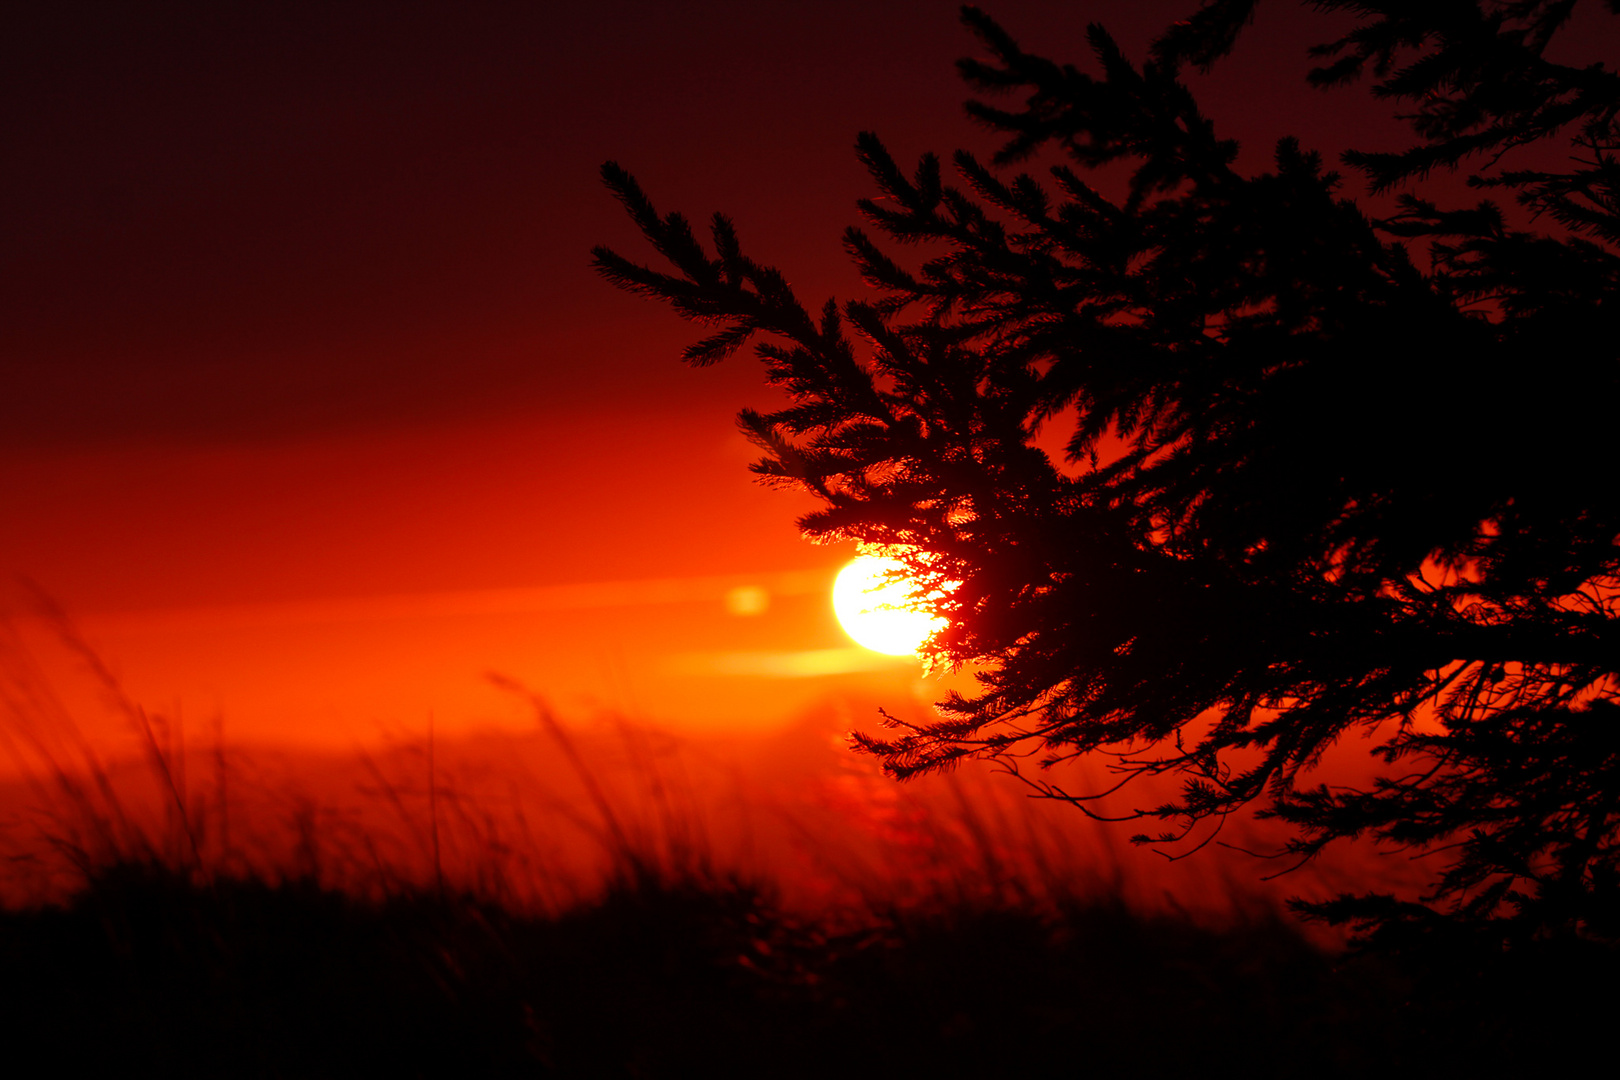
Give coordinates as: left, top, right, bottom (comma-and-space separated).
1, 593, 1322, 938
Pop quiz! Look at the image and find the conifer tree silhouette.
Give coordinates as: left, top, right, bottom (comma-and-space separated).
595, 2, 1620, 948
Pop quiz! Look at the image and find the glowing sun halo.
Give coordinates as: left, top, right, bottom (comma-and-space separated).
832, 554, 947, 656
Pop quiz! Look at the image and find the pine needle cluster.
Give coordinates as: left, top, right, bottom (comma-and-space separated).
595, 2, 1620, 947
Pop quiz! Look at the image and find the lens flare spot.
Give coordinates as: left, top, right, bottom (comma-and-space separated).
724, 585, 771, 616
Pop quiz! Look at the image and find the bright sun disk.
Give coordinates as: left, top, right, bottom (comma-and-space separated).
832, 553, 947, 656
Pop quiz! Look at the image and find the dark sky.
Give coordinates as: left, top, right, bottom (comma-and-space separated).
6, 0, 1014, 447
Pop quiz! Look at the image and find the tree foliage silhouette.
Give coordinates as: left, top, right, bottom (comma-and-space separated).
595, 1, 1620, 947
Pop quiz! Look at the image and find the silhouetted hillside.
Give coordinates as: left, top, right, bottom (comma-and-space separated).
3, 857, 1615, 1077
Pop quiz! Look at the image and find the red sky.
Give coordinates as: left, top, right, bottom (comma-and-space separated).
4, 1, 1612, 748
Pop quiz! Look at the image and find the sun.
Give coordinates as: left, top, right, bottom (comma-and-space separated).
832, 553, 947, 656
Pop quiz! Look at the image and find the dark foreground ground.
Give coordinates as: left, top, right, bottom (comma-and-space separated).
2, 861, 1614, 1078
